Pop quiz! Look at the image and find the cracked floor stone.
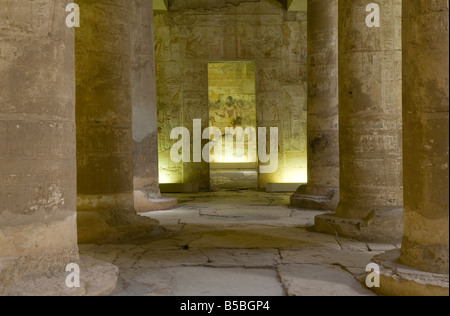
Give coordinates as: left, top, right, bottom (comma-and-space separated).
79, 190, 388, 296
277, 264, 375, 296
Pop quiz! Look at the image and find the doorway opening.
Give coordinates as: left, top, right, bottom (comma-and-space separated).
207, 62, 258, 190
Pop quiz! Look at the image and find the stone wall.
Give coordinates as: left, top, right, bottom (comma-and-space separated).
155, 0, 308, 190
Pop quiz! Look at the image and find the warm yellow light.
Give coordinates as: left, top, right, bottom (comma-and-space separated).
282, 168, 308, 184
213, 154, 252, 163
158, 171, 182, 184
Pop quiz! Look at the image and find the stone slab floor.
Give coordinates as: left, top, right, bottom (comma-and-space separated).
79, 190, 399, 296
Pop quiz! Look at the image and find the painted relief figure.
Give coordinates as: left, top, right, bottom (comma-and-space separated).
211, 96, 243, 128
208, 62, 257, 163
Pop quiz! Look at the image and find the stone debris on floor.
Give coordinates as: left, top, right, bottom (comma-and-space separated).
79, 190, 397, 296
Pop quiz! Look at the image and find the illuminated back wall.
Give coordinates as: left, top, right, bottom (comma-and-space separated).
155, 0, 308, 189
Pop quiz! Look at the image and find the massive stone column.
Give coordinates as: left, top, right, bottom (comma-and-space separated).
315, 0, 403, 243
373, 0, 449, 296
0, 0, 79, 291
400, 0, 449, 275
291, 0, 339, 211
76, 0, 159, 244
0, 0, 118, 296
130, 0, 177, 213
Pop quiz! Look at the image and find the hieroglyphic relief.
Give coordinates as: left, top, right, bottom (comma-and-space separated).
257, 62, 282, 92
156, 83, 184, 182
154, 25, 171, 61
258, 92, 282, 123
282, 85, 307, 152
182, 61, 208, 92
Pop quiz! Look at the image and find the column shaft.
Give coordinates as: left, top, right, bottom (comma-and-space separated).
400, 0, 449, 274
291, 0, 340, 211
315, 0, 404, 243
0, 0, 78, 287
372, 3, 449, 293
131, 0, 177, 213
76, 0, 158, 244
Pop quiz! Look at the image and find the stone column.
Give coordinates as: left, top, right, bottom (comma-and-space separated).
131, 0, 177, 213
372, 0, 449, 296
291, 0, 339, 211
0, 0, 79, 291
400, 0, 449, 275
76, 0, 158, 244
315, 0, 404, 243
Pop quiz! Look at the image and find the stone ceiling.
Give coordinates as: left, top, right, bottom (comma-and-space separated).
168, 0, 280, 11
153, 0, 307, 11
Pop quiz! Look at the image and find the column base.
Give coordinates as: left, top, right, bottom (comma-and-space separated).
77, 209, 161, 244
314, 209, 403, 243
77, 194, 161, 244
134, 190, 178, 213
0, 255, 119, 296
0, 214, 79, 288
290, 186, 339, 211
400, 234, 450, 275
371, 249, 449, 296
